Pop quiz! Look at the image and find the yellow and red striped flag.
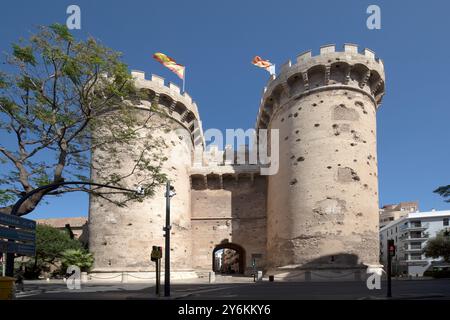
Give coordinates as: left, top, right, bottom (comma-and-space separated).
153, 52, 185, 79
252, 56, 275, 75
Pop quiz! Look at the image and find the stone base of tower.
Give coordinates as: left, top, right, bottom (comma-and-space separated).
266, 264, 383, 282
87, 270, 198, 283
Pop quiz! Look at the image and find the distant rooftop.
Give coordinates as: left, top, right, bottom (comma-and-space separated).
380, 209, 450, 231
36, 217, 87, 228
380, 201, 419, 212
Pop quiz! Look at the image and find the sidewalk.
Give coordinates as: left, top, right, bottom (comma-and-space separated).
16, 275, 256, 299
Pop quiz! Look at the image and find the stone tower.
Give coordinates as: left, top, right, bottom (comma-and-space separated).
256, 44, 385, 277
89, 71, 202, 277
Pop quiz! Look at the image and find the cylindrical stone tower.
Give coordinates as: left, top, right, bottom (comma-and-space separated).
89, 71, 203, 278
257, 44, 385, 277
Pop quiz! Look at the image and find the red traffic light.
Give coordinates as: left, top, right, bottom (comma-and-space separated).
387, 239, 396, 255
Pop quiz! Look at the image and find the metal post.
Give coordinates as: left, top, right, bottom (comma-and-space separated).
5, 232, 15, 277
2, 252, 6, 277
387, 240, 392, 298
155, 258, 160, 296
164, 181, 171, 297
252, 258, 256, 282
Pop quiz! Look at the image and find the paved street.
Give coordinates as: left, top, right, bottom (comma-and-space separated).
15, 278, 450, 300
182, 280, 450, 300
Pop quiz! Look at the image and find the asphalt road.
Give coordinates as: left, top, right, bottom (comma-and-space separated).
15, 278, 450, 300
181, 280, 450, 300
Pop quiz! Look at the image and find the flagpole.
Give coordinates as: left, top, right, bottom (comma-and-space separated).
182, 68, 186, 93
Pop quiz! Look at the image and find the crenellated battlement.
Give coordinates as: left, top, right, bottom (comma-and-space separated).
130, 70, 204, 147
255, 44, 386, 130
295, 44, 383, 67
192, 144, 260, 169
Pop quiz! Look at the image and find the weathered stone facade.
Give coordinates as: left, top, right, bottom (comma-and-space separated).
190, 172, 267, 273
89, 44, 385, 280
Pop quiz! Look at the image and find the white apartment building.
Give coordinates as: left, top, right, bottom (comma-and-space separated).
380, 209, 450, 276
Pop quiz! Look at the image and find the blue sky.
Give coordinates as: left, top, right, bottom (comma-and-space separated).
0, 0, 449, 219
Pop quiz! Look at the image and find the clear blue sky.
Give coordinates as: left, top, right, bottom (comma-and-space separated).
1, 0, 449, 219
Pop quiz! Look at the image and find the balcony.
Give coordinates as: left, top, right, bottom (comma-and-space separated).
398, 254, 428, 265
398, 245, 422, 253
404, 258, 428, 266
399, 234, 428, 242
405, 246, 423, 253
407, 222, 429, 231
399, 222, 429, 232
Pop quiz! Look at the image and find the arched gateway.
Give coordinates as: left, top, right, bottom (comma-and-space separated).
212, 243, 245, 274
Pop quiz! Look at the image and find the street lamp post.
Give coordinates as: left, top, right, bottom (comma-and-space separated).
164, 181, 175, 297
4, 181, 141, 277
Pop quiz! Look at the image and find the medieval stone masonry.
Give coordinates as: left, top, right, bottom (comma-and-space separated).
89, 44, 385, 280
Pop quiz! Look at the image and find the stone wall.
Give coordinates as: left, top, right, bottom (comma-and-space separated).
89, 111, 194, 272
190, 174, 267, 274
89, 71, 202, 274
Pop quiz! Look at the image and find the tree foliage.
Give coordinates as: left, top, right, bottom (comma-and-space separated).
35, 224, 82, 265
0, 24, 169, 215
18, 224, 86, 278
61, 248, 94, 272
20, 224, 83, 278
424, 229, 450, 262
434, 185, 450, 203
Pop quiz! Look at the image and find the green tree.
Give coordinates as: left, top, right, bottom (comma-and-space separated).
61, 248, 94, 272
0, 24, 168, 216
24, 224, 82, 277
434, 185, 450, 203
424, 229, 450, 262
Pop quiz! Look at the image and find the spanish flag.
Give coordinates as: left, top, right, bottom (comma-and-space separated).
252, 56, 275, 75
153, 52, 185, 79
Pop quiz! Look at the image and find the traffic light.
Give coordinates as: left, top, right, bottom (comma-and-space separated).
387, 239, 396, 256
151, 246, 163, 296
151, 246, 162, 262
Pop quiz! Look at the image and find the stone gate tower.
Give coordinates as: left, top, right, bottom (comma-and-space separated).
256, 44, 385, 277
88, 44, 386, 281
89, 71, 202, 277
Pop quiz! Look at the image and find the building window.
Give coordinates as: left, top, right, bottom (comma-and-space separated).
444, 218, 449, 226
410, 253, 422, 260
411, 220, 421, 227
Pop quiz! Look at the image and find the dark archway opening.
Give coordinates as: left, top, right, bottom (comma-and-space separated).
212, 243, 245, 274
